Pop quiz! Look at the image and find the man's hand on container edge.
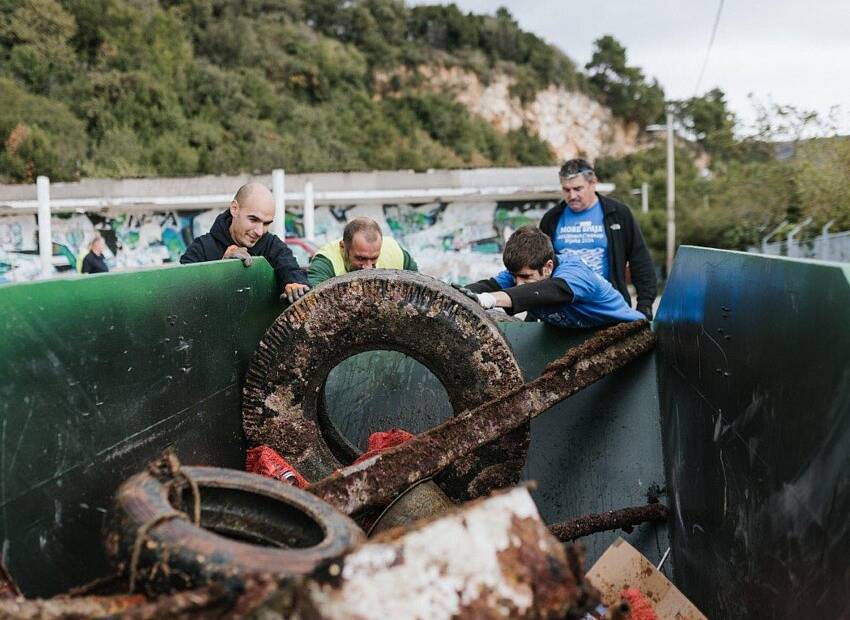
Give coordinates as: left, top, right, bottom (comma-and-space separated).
281, 283, 310, 304
223, 245, 252, 267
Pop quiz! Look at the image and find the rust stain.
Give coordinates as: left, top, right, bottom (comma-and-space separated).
494, 516, 579, 618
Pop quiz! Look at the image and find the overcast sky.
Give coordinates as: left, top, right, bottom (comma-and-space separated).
411, 0, 850, 135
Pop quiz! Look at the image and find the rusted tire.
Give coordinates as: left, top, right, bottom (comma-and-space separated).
242, 270, 530, 505
106, 466, 365, 593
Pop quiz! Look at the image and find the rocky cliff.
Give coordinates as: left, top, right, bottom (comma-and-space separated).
377, 65, 642, 163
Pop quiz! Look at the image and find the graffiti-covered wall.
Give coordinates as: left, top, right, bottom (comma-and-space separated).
0, 200, 558, 284
0, 211, 199, 283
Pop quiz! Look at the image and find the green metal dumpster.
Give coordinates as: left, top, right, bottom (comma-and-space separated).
0, 247, 847, 619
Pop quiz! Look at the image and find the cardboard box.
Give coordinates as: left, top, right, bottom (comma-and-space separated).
587, 538, 707, 620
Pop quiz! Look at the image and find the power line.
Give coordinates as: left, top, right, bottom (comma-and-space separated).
693, 0, 725, 96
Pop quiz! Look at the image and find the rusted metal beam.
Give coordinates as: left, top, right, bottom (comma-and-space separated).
548, 503, 670, 542
309, 321, 655, 515
0, 578, 295, 620
0, 593, 149, 620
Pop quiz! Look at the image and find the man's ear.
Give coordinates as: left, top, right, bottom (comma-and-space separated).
543, 259, 555, 277
229, 200, 239, 217
339, 240, 346, 255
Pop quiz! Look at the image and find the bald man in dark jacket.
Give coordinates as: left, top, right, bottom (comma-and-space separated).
180, 183, 309, 302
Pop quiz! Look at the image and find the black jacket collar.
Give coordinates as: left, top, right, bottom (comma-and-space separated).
210, 210, 235, 247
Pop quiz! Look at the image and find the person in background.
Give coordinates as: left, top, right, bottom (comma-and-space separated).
307, 217, 417, 287
180, 182, 309, 303
539, 159, 657, 320
465, 225, 645, 329
80, 236, 109, 274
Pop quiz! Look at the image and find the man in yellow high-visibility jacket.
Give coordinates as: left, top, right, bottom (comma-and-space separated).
307, 217, 418, 287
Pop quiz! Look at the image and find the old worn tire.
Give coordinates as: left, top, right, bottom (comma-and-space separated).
242, 270, 530, 504
106, 466, 365, 593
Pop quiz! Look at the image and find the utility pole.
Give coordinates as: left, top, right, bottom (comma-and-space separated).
665, 110, 676, 277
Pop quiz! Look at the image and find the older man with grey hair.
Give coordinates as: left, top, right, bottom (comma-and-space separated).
538, 158, 657, 320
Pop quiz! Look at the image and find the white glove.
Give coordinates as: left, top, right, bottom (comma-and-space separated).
476, 292, 497, 310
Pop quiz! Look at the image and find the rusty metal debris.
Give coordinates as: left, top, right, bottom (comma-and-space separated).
83, 484, 603, 620
367, 479, 454, 536
549, 503, 671, 542
0, 577, 290, 620
107, 460, 364, 593
301, 486, 596, 619
242, 270, 530, 503
0, 592, 149, 620
14, 274, 657, 617
308, 320, 656, 516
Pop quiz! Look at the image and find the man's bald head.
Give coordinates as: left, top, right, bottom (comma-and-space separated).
229, 182, 276, 248
234, 182, 274, 210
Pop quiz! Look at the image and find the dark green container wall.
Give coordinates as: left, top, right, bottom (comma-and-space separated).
0, 260, 281, 596
655, 247, 850, 619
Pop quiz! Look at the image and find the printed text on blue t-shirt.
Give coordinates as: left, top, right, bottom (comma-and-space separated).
553, 201, 608, 279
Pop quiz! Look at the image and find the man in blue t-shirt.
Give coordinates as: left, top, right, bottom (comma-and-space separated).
539, 158, 657, 320
465, 225, 645, 329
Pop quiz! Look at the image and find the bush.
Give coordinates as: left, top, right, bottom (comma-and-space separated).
0, 78, 86, 181
84, 126, 151, 178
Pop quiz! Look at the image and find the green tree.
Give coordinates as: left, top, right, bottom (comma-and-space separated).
672, 88, 736, 160
506, 125, 555, 165
586, 35, 665, 126
597, 144, 705, 263
2, 0, 77, 94
794, 137, 850, 229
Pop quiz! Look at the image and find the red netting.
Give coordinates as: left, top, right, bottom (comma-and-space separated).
245, 445, 310, 489
352, 429, 414, 465
620, 587, 659, 620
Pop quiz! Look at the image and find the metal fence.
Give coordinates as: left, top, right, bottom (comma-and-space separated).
751, 230, 850, 262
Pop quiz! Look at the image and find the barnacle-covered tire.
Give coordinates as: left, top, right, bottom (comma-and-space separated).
106, 466, 364, 593
242, 270, 530, 505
